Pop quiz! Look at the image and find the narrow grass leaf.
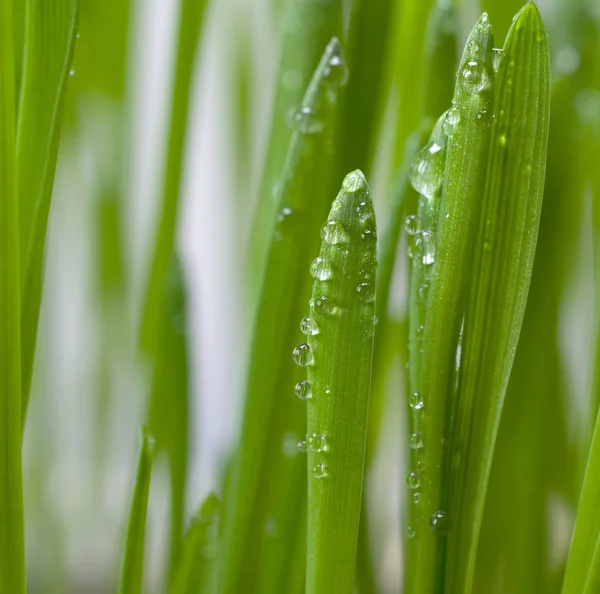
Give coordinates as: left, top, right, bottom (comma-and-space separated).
140, 0, 207, 355
408, 15, 495, 594
118, 428, 155, 594
303, 170, 376, 594
170, 493, 219, 594
17, 0, 78, 421
0, 0, 25, 591
445, 5, 550, 593
218, 38, 345, 594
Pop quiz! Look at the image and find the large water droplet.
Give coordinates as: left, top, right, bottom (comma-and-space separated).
410, 392, 424, 410
322, 220, 349, 244
430, 511, 452, 535
461, 60, 491, 93
312, 463, 329, 478
323, 53, 349, 88
310, 257, 333, 281
295, 380, 312, 400
293, 343, 314, 366
306, 433, 329, 452
406, 471, 421, 489
288, 105, 324, 134
301, 316, 319, 336
421, 230, 436, 265
342, 170, 367, 193
405, 215, 421, 236
314, 295, 338, 316
410, 142, 445, 198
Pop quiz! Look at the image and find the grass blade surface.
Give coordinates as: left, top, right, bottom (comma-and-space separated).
0, 0, 25, 591
302, 170, 377, 594
17, 0, 78, 421
118, 428, 155, 594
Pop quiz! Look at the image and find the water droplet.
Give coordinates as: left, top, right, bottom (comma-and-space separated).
293, 343, 314, 366
295, 380, 312, 400
288, 105, 324, 134
306, 433, 329, 452
372, 316, 378, 325
356, 282, 375, 302
430, 511, 452, 535
461, 60, 490, 93
406, 471, 421, 489
406, 525, 416, 538
298, 440, 308, 452
408, 235, 422, 260
360, 229, 377, 246
475, 110, 493, 130
301, 316, 319, 336
410, 392, 424, 410
342, 170, 367, 193
443, 108, 461, 135
323, 54, 349, 87
409, 432, 423, 449
315, 295, 338, 316
322, 220, 349, 244
405, 215, 421, 235
413, 492, 422, 505
312, 463, 329, 478
418, 283, 429, 300
416, 325, 424, 337
421, 230, 436, 265
325, 386, 331, 395
410, 142, 445, 198
69, 68, 76, 77
310, 257, 333, 281
492, 48, 503, 71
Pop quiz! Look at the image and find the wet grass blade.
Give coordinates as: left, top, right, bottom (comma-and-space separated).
217, 38, 346, 594
445, 5, 550, 593
170, 493, 219, 594
0, 0, 25, 591
408, 15, 495, 594
140, 0, 207, 355
118, 429, 155, 594
17, 0, 78, 422
302, 170, 377, 594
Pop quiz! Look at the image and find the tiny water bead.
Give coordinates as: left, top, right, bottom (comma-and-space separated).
356, 282, 375, 303
288, 105, 324, 134
413, 492, 422, 505
360, 228, 377, 247
69, 68, 76, 77
293, 343, 314, 366
295, 380, 312, 400
312, 463, 329, 479
410, 392, 424, 410
409, 432, 423, 449
430, 511, 452, 535
342, 170, 367, 193
321, 220, 349, 244
421, 230, 436, 265
405, 526, 416, 539
310, 257, 333, 281
301, 316, 319, 336
443, 107, 461, 135
406, 471, 421, 489
418, 283, 429, 300
314, 295, 338, 316
323, 53, 349, 88
475, 110, 493, 130
404, 214, 421, 236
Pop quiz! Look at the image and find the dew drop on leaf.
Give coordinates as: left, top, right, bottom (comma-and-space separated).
301, 316, 319, 336
287, 105, 324, 134
410, 392, 424, 410
321, 220, 349, 244
430, 511, 452, 535
404, 214, 421, 235
310, 257, 333, 281
295, 380, 312, 400
293, 343, 314, 366
312, 463, 329, 479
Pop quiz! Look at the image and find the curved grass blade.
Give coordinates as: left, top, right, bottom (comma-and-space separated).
0, 0, 25, 591
17, 0, 78, 422
302, 170, 377, 594
140, 0, 207, 355
170, 493, 219, 594
248, 0, 343, 301
118, 428, 155, 594
444, 5, 550, 593
217, 38, 346, 594
408, 14, 496, 594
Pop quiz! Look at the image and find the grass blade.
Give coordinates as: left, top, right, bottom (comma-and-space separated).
17, 0, 78, 421
0, 0, 25, 591
217, 38, 346, 594
303, 170, 377, 594
118, 428, 155, 594
170, 493, 219, 594
407, 14, 495, 593
444, 5, 550, 593
140, 0, 207, 355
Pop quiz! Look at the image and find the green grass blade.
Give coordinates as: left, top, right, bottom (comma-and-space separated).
303, 170, 377, 594
444, 5, 550, 593
17, 0, 78, 422
118, 428, 155, 594
0, 0, 25, 591
170, 493, 219, 594
248, 0, 343, 299
408, 14, 495, 593
140, 0, 207, 354
217, 38, 345, 594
